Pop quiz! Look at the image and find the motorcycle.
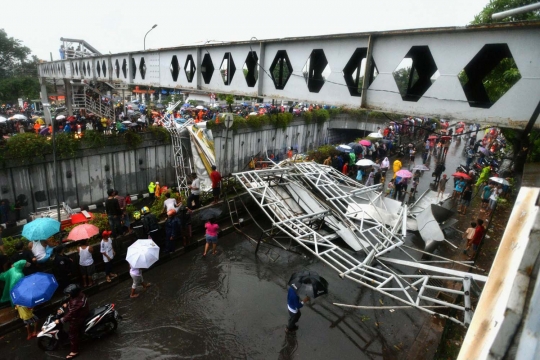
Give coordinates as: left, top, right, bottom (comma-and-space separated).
37, 302, 120, 351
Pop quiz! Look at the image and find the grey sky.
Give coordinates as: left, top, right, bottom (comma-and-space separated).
4, 0, 488, 60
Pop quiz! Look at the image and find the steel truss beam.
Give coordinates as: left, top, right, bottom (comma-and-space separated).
161, 101, 193, 194
233, 163, 486, 325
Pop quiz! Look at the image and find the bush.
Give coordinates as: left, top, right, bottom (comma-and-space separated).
148, 126, 171, 142
3, 133, 51, 163
124, 131, 143, 149
328, 108, 342, 117
303, 111, 313, 124
55, 133, 80, 158
82, 130, 106, 149
313, 109, 330, 125
276, 112, 293, 130
307, 144, 340, 164
2, 236, 29, 257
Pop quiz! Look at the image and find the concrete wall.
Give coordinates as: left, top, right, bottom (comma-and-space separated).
213, 118, 329, 174
212, 113, 389, 174
0, 133, 175, 219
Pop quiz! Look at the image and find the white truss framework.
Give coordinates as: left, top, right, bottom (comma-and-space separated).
233, 163, 487, 326
161, 101, 193, 194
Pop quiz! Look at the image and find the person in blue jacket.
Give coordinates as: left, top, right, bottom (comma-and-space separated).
286, 286, 310, 333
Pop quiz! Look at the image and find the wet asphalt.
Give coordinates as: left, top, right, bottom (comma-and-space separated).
0, 131, 472, 360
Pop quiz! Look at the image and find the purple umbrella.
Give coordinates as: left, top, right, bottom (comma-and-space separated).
478, 147, 490, 155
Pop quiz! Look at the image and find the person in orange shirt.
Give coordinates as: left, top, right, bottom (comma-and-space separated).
154, 182, 161, 198
48, 125, 52, 134
33, 122, 40, 134
287, 148, 293, 159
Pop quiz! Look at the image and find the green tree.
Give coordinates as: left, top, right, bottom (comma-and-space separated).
471, 0, 540, 24
0, 29, 40, 102
471, 0, 540, 171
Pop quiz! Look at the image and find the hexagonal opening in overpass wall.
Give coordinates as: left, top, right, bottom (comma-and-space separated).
115, 59, 120, 78
170, 55, 180, 82
392, 46, 439, 102
270, 50, 293, 90
220, 53, 236, 86
458, 44, 521, 109
131, 58, 137, 79
75, 62, 79, 76
302, 49, 331, 93
122, 59, 127, 79
201, 53, 214, 84
102, 60, 107, 77
87, 61, 91, 76
139, 58, 147, 80
343, 48, 379, 97
184, 55, 196, 83
243, 51, 258, 87
82, 63, 87, 76
96, 61, 101, 77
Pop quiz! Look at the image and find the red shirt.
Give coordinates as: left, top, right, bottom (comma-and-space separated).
472, 225, 485, 245
210, 170, 222, 189
342, 163, 349, 175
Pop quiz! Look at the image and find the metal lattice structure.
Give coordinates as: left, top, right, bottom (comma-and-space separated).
160, 101, 193, 194
233, 162, 487, 326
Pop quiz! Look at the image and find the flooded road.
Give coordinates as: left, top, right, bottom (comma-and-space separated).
0, 129, 476, 360
1, 224, 428, 360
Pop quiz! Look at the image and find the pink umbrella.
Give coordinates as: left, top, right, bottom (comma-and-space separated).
359, 139, 371, 146
396, 170, 413, 178
67, 224, 100, 241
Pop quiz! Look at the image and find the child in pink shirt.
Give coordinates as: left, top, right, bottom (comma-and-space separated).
203, 218, 220, 256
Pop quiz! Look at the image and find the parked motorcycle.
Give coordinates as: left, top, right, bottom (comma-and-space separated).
37, 302, 120, 351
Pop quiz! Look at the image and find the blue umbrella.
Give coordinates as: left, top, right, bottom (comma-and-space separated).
11, 273, 58, 307
22, 218, 61, 241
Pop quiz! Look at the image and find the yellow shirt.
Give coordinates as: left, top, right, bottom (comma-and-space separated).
15, 305, 34, 321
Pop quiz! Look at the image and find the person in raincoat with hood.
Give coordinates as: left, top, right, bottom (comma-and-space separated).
154, 182, 161, 198
148, 182, 156, 199
0, 260, 27, 305
392, 157, 402, 179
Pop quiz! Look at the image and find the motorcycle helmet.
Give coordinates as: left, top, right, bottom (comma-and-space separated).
63, 284, 81, 297
167, 209, 176, 216
133, 211, 141, 220
141, 206, 150, 214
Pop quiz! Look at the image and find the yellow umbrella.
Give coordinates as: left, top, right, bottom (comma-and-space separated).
36, 118, 45, 125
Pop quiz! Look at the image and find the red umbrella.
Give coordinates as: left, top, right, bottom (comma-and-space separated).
452, 172, 471, 180
67, 115, 76, 121
441, 136, 452, 140
427, 135, 438, 140
67, 224, 100, 241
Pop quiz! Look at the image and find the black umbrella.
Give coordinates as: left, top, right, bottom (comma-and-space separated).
288, 271, 329, 299
199, 207, 222, 221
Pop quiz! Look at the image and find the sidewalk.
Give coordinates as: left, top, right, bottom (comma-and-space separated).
0, 202, 252, 336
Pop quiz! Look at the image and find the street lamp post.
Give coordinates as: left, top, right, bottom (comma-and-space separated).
223, 114, 234, 175
43, 103, 62, 222
144, 24, 158, 51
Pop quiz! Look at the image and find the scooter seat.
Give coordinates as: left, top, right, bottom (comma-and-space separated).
86, 305, 108, 320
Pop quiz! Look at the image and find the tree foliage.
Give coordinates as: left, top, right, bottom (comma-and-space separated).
471, 0, 540, 171
0, 29, 41, 102
471, 0, 540, 24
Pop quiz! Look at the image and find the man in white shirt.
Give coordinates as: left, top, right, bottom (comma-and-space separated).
187, 173, 201, 210
163, 192, 181, 213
